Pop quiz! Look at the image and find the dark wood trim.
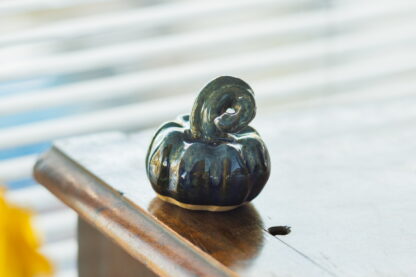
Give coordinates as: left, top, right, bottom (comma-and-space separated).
34, 147, 237, 277
78, 217, 157, 277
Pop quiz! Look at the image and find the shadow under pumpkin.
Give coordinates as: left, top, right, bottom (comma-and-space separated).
148, 198, 264, 269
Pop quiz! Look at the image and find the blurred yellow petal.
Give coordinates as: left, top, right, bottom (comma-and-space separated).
0, 187, 53, 277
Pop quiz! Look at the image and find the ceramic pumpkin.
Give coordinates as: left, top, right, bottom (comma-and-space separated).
146, 76, 270, 211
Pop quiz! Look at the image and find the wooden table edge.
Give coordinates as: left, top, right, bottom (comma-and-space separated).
33, 146, 238, 277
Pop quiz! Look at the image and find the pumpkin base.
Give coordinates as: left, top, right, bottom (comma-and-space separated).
156, 194, 246, 212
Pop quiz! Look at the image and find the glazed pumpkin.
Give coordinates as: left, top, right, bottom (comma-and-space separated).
146, 76, 270, 211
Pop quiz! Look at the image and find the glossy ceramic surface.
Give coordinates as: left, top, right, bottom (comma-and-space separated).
145, 76, 271, 210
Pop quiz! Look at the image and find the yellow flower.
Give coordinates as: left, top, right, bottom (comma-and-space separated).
0, 187, 53, 277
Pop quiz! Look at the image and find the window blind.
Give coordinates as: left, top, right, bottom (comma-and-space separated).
1, 0, 416, 276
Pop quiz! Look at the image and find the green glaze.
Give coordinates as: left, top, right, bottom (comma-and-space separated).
146, 76, 270, 209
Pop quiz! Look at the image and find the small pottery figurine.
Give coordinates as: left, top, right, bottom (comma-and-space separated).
146, 76, 270, 211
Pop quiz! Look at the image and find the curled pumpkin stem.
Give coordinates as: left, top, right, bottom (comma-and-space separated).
189, 76, 256, 142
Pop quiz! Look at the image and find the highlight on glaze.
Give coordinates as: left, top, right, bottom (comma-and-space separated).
146, 76, 271, 211
189, 76, 256, 142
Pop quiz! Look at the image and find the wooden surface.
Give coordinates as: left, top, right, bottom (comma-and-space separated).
78, 217, 157, 277
34, 87, 416, 276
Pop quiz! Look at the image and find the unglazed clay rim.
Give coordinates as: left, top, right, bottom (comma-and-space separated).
156, 194, 246, 212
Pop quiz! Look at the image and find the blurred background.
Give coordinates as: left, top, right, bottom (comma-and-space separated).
1, 0, 416, 276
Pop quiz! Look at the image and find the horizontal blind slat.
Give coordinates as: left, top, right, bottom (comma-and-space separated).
3, 72, 416, 180
0, 49, 415, 150
34, 209, 77, 243
0, 0, 111, 16
0, 155, 37, 181
2, 2, 416, 82
0, 0, 306, 46
6, 185, 65, 211
1, 19, 415, 116
41, 238, 77, 271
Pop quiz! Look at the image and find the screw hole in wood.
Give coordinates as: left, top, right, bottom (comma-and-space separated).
268, 226, 291, 236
